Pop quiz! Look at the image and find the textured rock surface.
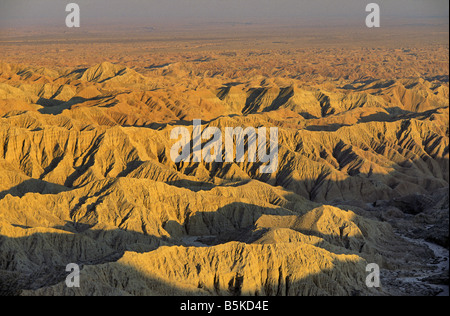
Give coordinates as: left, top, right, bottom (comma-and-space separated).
0, 53, 448, 296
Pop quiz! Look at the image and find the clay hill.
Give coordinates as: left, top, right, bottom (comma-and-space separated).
0, 44, 448, 296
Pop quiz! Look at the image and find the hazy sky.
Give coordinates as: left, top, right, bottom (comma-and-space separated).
0, 0, 448, 27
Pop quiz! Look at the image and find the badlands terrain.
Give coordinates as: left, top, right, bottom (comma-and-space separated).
0, 22, 448, 296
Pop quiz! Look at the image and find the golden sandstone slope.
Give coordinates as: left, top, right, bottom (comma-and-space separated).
0, 41, 448, 296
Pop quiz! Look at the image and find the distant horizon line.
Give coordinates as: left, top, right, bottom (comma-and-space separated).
1, 15, 448, 29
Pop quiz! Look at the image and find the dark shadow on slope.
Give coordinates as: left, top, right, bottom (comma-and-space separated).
63, 68, 88, 78
305, 106, 448, 132
0, 178, 70, 199
36, 97, 65, 108
0, 172, 447, 296
242, 87, 295, 115
305, 123, 351, 132
426, 75, 449, 83
242, 88, 266, 115
0, 228, 378, 296
38, 99, 77, 115
63, 134, 106, 188
286, 161, 447, 204
165, 179, 216, 192
38, 94, 120, 115
145, 63, 172, 70
0, 223, 172, 295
